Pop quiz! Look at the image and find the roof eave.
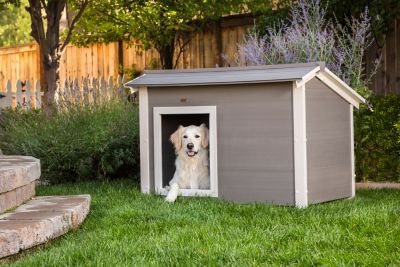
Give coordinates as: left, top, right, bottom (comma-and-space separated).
314, 69, 366, 109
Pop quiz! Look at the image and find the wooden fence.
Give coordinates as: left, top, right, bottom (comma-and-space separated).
0, 75, 132, 110
0, 43, 41, 95
0, 79, 42, 109
1, 14, 399, 95
365, 19, 400, 95
55, 75, 132, 111
0, 14, 254, 94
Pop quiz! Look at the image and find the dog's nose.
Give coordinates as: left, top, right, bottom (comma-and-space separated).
187, 143, 194, 150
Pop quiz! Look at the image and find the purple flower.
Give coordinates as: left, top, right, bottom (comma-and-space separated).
237, 0, 379, 97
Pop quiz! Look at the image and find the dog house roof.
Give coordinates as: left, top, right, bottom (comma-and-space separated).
126, 62, 365, 108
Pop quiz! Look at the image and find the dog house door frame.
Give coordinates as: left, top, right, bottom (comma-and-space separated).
153, 106, 218, 197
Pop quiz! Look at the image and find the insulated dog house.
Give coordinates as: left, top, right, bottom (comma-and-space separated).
126, 62, 365, 208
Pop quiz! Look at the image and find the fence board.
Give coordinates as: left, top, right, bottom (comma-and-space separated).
0, 43, 40, 93
386, 27, 396, 93
365, 19, 400, 94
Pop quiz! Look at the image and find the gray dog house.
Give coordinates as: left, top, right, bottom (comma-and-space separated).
126, 62, 365, 208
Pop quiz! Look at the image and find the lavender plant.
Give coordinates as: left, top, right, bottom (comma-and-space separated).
237, 0, 379, 97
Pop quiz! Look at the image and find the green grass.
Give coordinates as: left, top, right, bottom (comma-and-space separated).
4, 180, 400, 266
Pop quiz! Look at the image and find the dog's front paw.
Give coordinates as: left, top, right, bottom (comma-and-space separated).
165, 194, 177, 203
165, 182, 179, 203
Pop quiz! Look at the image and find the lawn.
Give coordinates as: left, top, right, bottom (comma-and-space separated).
4, 179, 400, 266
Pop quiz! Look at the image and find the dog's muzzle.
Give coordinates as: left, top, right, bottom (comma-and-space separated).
186, 150, 198, 157
186, 143, 198, 157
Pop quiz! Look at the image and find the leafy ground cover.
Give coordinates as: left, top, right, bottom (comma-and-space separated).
4, 180, 400, 266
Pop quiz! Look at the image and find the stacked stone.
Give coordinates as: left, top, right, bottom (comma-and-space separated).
0, 195, 91, 258
0, 156, 40, 213
0, 156, 91, 258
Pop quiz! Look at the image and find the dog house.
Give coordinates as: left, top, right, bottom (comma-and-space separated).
126, 62, 365, 208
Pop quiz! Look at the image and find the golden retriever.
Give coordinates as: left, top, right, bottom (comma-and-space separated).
165, 123, 210, 202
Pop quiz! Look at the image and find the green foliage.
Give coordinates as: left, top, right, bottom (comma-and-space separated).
0, 0, 20, 9
4, 180, 400, 265
71, 0, 246, 47
249, 0, 292, 34
0, 100, 140, 183
118, 64, 142, 81
69, 0, 280, 68
354, 94, 400, 182
321, 0, 400, 47
0, 0, 33, 47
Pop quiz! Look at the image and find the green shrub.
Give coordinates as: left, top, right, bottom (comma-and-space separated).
354, 94, 400, 182
0, 100, 140, 184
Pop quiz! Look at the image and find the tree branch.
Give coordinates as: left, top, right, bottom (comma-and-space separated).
60, 0, 89, 52
39, 0, 45, 9
97, 8, 131, 26
27, 1, 47, 51
173, 32, 192, 69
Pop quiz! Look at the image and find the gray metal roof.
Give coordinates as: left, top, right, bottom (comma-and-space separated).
125, 62, 323, 87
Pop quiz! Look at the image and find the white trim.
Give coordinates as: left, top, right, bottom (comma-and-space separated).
153, 109, 163, 193
316, 72, 364, 109
324, 68, 365, 103
296, 66, 321, 88
157, 188, 214, 197
153, 106, 218, 197
293, 82, 308, 208
139, 87, 150, 193
350, 105, 355, 198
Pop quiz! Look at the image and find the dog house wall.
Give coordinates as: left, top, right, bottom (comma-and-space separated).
306, 78, 352, 203
148, 82, 295, 205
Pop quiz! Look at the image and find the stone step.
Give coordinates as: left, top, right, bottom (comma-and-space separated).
0, 156, 41, 213
0, 195, 91, 258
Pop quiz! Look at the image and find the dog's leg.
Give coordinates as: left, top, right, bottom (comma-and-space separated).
165, 183, 179, 202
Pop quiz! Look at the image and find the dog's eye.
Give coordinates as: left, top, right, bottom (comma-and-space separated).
183, 135, 188, 138
195, 135, 200, 138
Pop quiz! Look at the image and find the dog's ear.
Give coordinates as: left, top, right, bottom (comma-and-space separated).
200, 123, 209, 148
170, 126, 183, 152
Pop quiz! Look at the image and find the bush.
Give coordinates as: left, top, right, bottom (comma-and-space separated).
236, 0, 379, 96
354, 94, 400, 182
0, 100, 140, 184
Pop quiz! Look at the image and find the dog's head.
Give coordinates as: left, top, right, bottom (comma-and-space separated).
170, 124, 209, 157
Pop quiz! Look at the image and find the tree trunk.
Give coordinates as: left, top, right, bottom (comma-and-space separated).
42, 56, 60, 109
159, 40, 175, 69
26, 0, 88, 110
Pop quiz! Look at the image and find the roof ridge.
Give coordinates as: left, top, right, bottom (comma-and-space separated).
144, 62, 324, 74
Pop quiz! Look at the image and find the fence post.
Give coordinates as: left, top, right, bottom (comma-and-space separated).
82, 77, 89, 106
35, 80, 41, 108
67, 79, 73, 110
5, 80, 13, 108
107, 76, 114, 99
74, 78, 81, 107
92, 77, 99, 105
16, 80, 24, 108
101, 76, 110, 103
25, 80, 33, 109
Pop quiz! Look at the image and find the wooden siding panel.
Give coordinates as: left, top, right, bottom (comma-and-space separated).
147, 83, 295, 205
306, 78, 352, 204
